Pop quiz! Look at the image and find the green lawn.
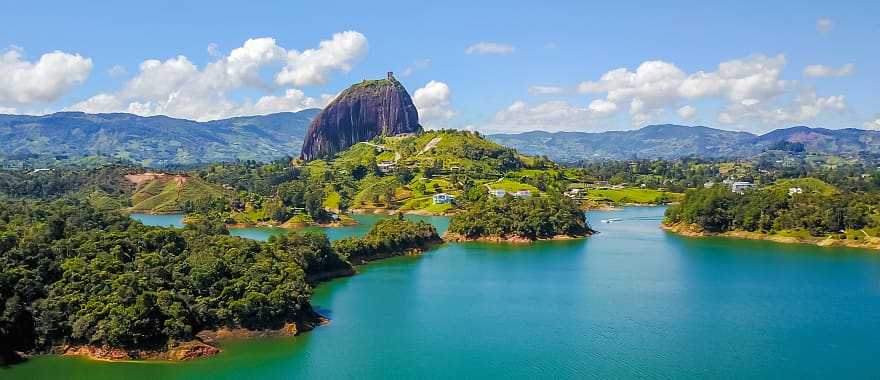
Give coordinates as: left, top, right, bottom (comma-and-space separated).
586, 188, 682, 204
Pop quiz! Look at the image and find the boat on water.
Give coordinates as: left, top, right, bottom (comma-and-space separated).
601, 218, 623, 223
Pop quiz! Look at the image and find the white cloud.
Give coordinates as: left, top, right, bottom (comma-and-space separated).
678, 54, 788, 101
719, 91, 846, 125
567, 53, 843, 130
276, 30, 367, 87
487, 98, 621, 133
863, 118, 880, 130
677, 105, 697, 120
587, 99, 617, 117
465, 42, 514, 55
803, 63, 855, 77
0, 106, 16, 114
69, 32, 365, 120
528, 85, 565, 95
578, 60, 688, 116
107, 65, 127, 78
0, 46, 92, 105
207, 43, 221, 57
412, 80, 455, 127
817, 18, 834, 33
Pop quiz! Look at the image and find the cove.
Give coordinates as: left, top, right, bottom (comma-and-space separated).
5, 207, 880, 379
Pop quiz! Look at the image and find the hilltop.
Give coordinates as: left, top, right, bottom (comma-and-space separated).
300, 73, 422, 160
126, 172, 227, 213
490, 124, 880, 162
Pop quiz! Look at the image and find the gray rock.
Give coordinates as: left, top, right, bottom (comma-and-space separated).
300, 72, 422, 160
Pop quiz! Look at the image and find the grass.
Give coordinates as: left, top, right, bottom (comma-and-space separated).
585, 188, 682, 204
323, 191, 341, 211
771, 178, 837, 196
130, 176, 225, 213
482, 178, 539, 193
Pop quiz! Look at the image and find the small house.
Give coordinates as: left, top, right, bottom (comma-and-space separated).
512, 190, 532, 198
377, 160, 396, 173
730, 181, 755, 193
489, 189, 507, 198
432, 193, 454, 204
788, 187, 803, 195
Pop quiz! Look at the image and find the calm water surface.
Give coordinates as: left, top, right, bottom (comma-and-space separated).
130, 213, 185, 228
6, 207, 880, 379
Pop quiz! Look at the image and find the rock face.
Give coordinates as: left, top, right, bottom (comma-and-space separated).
300, 72, 422, 160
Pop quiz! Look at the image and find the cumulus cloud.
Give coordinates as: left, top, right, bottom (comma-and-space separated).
803, 63, 855, 77
465, 42, 514, 55
0, 46, 92, 105
69, 32, 365, 120
486, 98, 621, 133
566, 53, 842, 129
677, 105, 697, 120
0, 106, 16, 114
412, 80, 455, 127
816, 18, 834, 33
718, 92, 846, 125
864, 118, 880, 130
276, 30, 367, 87
528, 85, 565, 95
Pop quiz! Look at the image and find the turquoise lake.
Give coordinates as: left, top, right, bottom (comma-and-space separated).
5, 207, 880, 379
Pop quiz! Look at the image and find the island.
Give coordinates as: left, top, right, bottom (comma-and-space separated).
445, 193, 594, 242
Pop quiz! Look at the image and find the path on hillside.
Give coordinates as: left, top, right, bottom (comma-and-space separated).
360, 141, 401, 162
417, 137, 442, 156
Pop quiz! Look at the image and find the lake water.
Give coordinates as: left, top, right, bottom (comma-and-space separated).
130, 213, 185, 228
129, 213, 448, 242
6, 207, 880, 379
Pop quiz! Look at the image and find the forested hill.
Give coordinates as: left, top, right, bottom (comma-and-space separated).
489, 124, 880, 162
0, 109, 319, 167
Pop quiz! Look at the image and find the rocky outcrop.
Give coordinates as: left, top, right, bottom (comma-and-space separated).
300, 72, 421, 160
62, 341, 220, 361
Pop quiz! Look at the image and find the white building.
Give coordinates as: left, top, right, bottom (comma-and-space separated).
377, 160, 396, 173
489, 189, 506, 198
432, 193, 454, 204
512, 190, 532, 198
730, 181, 755, 193
788, 187, 803, 195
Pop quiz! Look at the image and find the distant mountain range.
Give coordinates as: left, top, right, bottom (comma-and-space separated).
2, 110, 879, 166
489, 124, 880, 162
0, 110, 319, 166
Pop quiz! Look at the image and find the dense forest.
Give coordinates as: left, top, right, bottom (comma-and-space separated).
664, 184, 880, 238
448, 194, 592, 240
0, 194, 438, 363
333, 217, 441, 264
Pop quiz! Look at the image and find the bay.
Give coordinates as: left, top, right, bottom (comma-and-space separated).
5, 207, 880, 379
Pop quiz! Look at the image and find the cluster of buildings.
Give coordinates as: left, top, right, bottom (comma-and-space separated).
705, 179, 756, 194
432, 188, 534, 205
488, 188, 531, 198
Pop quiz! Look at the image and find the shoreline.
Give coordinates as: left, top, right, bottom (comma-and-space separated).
46, 237, 446, 364
58, 312, 330, 363
661, 222, 880, 251
442, 231, 591, 244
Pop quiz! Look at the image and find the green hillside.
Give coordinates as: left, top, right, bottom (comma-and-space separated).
128, 174, 227, 213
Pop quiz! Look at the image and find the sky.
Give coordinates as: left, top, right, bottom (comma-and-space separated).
1, 0, 878, 134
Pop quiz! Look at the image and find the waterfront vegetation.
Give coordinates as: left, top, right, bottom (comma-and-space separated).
447, 194, 592, 240
0, 193, 438, 362
664, 180, 880, 240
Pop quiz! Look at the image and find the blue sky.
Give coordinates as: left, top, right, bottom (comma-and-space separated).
1, 0, 877, 133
